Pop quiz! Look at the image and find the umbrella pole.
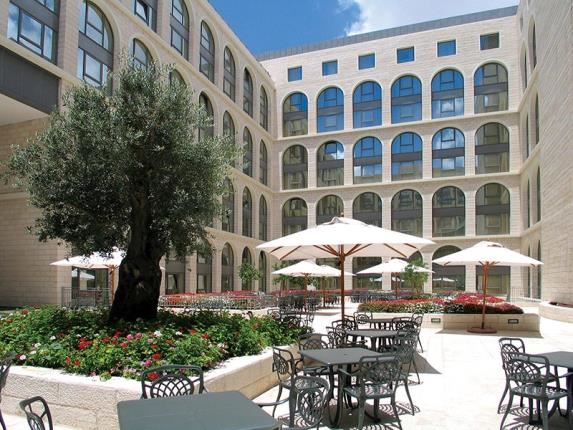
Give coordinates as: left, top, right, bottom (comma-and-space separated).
340, 254, 346, 320
481, 264, 490, 330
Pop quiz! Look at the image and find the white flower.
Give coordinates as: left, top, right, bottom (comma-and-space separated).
19, 355, 26, 361
50, 336, 56, 341
30, 350, 37, 355
34, 343, 41, 348
175, 331, 182, 336
153, 330, 162, 337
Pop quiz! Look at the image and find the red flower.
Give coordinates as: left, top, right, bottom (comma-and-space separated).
152, 353, 161, 361
65, 357, 72, 365
202, 332, 209, 340
189, 329, 198, 335
148, 372, 159, 381
74, 359, 81, 366
21, 310, 29, 315
151, 344, 158, 350
78, 340, 93, 350
120, 342, 128, 349
113, 331, 122, 338
102, 337, 111, 344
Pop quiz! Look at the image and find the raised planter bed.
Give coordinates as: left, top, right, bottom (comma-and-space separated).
539, 301, 573, 323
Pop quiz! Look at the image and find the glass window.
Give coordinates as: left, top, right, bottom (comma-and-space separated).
431, 69, 464, 118
433, 187, 465, 237
223, 47, 236, 100
132, 39, 151, 69
391, 75, 422, 123
134, 0, 156, 30
432, 128, 465, 178
283, 145, 307, 190
531, 24, 537, 68
221, 179, 234, 233
358, 53, 375, 70
475, 122, 509, 174
432, 246, 465, 293
477, 266, 510, 295
534, 95, 540, 145
526, 181, 531, 228
169, 70, 185, 88
222, 112, 236, 167
242, 188, 253, 238
196, 251, 212, 293
221, 243, 234, 292
353, 192, 382, 227
536, 168, 541, 222
316, 195, 343, 225
283, 92, 308, 137
200, 21, 215, 83
198, 93, 214, 140
8, 3, 57, 63
242, 128, 253, 177
437, 40, 456, 57
170, 0, 189, 58
259, 196, 268, 241
522, 50, 528, 90
353, 136, 382, 184
322, 60, 338, 76
317, 87, 344, 133
353, 257, 383, 290
317, 141, 344, 187
353, 81, 382, 128
282, 198, 307, 235
243, 69, 253, 117
397, 47, 414, 63
288, 66, 302, 82
259, 140, 268, 185
391, 190, 423, 237
480, 33, 499, 50
474, 63, 508, 113
260, 86, 269, 130
391, 132, 423, 181
258, 252, 267, 293
476, 183, 510, 235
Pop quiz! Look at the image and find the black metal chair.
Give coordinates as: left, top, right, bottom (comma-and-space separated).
411, 313, 424, 352
19, 396, 53, 430
140, 364, 206, 399
499, 352, 573, 430
270, 347, 301, 417
339, 356, 403, 430
498, 338, 526, 414
353, 312, 372, 327
297, 334, 330, 377
0, 355, 13, 430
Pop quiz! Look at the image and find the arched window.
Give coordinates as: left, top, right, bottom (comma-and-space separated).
432, 128, 465, 178
353, 192, 382, 227
391, 190, 422, 237
241, 248, 252, 290
282, 198, 307, 235
169, 70, 185, 87
170, 0, 189, 58
526, 246, 531, 297
475, 123, 509, 174
431, 69, 464, 118
536, 167, 541, 222
134, 0, 156, 29
243, 69, 254, 117
391, 132, 422, 181
353, 81, 382, 128
530, 23, 537, 69
198, 93, 214, 140
283, 145, 307, 190
353, 257, 382, 290
200, 21, 215, 82
317, 87, 344, 132
78, 1, 113, 90
524, 115, 530, 160
221, 178, 234, 233
243, 128, 253, 177
353, 137, 382, 184
221, 243, 234, 292
476, 183, 510, 235
477, 266, 510, 296
223, 47, 236, 100
474, 63, 508, 113
242, 187, 252, 237
534, 95, 540, 145
536, 240, 541, 298
260, 86, 269, 130
391, 75, 422, 123
283, 93, 308, 137
222, 111, 236, 167
259, 195, 268, 241
132, 39, 152, 69
317, 141, 344, 187
432, 186, 465, 237
522, 49, 528, 90
316, 195, 343, 225
526, 180, 531, 229
432, 246, 465, 293
196, 251, 212, 293
259, 252, 267, 293
259, 140, 268, 185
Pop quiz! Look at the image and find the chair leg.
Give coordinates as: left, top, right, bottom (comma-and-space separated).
0, 408, 5, 430
402, 378, 415, 415
417, 335, 424, 353
357, 398, 365, 430
272, 385, 283, 417
497, 383, 509, 414
500, 392, 514, 430
412, 359, 420, 384
391, 396, 403, 430
540, 400, 549, 430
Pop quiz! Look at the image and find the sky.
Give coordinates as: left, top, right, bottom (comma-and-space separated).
208, 0, 519, 55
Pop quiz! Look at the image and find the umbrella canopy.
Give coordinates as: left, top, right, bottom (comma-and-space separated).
433, 241, 542, 332
70, 269, 95, 280
358, 258, 433, 275
272, 260, 353, 291
258, 217, 434, 318
51, 249, 124, 270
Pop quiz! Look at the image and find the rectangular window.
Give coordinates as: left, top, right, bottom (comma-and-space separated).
358, 53, 375, 69
437, 40, 456, 57
322, 60, 338, 76
397, 47, 414, 63
8, 3, 57, 63
480, 33, 499, 50
134, 0, 156, 30
288, 66, 302, 82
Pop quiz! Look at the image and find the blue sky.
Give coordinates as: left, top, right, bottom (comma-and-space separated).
208, 0, 519, 55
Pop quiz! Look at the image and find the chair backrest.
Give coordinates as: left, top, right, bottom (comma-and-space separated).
392, 330, 417, 366
499, 341, 525, 377
393, 319, 418, 333
357, 356, 401, 388
141, 365, 206, 398
353, 312, 372, 327
0, 354, 13, 390
331, 317, 356, 331
298, 333, 329, 351
289, 376, 330, 430
19, 396, 53, 430
272, 346, 297, 384
498, 337, 525, 353
505, 352, 550, 391
411, 313, 423, 327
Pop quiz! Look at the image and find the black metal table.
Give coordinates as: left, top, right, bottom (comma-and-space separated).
299, 347, 391, 427
345, 329, 398, 351
367, 317, 395, 329
538, 351, 573, 416
117, 391, 280, 430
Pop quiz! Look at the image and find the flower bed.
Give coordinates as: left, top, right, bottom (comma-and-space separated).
0, 307, 309, 380
358, 293, 523, 314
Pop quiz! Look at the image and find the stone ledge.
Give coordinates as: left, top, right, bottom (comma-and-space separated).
539, 301, 573, 323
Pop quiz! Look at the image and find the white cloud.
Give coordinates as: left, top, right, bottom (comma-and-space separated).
340, 0, 520, 36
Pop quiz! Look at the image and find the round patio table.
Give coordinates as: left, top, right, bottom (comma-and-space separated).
345, 329, 398, 351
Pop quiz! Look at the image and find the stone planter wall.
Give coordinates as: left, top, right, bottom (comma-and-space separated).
539, 301, 573, 323
2, 345, 293, 430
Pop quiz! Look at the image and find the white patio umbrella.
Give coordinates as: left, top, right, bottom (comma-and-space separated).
272, 260, 353, 291
358, 258, 433, 299
70, 269, 95, 280
433, 241, 542, 333
258, 217, 434, 319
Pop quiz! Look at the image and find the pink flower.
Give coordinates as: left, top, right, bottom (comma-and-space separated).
144, 360, 152, 367
120, 342, 128, 349
126, 334, 134, 340
135, 333, 143, 339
